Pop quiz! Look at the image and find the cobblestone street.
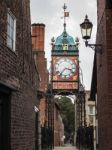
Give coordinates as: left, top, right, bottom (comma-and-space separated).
54, 145, 78, 150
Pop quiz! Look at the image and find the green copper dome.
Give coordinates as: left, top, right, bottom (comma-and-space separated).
53, 29, 78, 51
55, 30, 75, 45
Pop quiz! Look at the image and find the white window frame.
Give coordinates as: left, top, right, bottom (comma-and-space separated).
7, 9, 16, 51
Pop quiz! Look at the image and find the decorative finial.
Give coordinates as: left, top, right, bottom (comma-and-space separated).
51, 37, 55, 43
51, 37, 55, 49
75, 37, 80, 47
63, 3, 67, 10
85, 14, 88, 19
85, 15, 89, 22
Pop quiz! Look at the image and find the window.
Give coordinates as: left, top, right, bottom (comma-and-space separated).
7, 10, 16, 51
89, 105, 94, 115
89, 116, 93, 125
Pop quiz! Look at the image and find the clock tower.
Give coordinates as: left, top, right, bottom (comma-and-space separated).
51, 4, 79, 95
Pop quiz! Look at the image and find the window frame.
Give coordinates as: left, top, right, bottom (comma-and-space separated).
7, 9, 16, 51
88, 105, 94, 115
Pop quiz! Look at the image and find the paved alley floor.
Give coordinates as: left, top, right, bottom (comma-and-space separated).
54, 144, 78, 150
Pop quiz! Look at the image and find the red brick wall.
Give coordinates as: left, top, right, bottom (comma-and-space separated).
0, 1, 39, 150
32, 24, 48, 92
32, 23, 45, 51
31, 24, 48, 131
97, 1, 112, 149
39, 98, 46, 127
97, 0, 105, 22
37, 53, 48, 91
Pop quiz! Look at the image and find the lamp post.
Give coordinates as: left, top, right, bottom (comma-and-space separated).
80, 15, 102, 54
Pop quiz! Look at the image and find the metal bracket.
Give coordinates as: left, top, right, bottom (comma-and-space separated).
85, 41, 102, 54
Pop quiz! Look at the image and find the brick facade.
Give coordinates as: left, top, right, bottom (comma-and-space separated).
39, 98, 46, 127
32, 23, 48, 127
0, 0, 39, 150
32, 23, 45, 51
93, 1, 112, 149
32, 23, 48, 92
31, 23, 49, 149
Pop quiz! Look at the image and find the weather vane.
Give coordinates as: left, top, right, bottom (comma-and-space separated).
63, 4, 69, 30
62, 3, 69, 30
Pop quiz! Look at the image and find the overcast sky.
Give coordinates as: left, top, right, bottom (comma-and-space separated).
30, 0, 97, 90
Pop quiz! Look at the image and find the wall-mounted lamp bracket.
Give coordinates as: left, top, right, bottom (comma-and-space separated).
85, 41, 102, 54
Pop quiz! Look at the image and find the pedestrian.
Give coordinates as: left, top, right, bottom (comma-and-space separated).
61, 135, 65, 146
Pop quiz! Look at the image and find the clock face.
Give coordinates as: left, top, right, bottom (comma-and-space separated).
55, 58, 77, 79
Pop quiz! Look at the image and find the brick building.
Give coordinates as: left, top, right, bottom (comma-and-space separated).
0, 0, 40, 150
32, 23, 48, 93
31, 23, 49, 149
90, 1, 112, 150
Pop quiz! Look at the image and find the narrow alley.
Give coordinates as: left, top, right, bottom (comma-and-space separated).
0, 0, 112, 150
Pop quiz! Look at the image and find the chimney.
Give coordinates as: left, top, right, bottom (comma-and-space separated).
32, 23, 45, 51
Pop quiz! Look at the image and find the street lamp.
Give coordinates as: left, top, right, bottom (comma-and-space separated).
80, 15, 102, 54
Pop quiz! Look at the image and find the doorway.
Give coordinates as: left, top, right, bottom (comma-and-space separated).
0, 91, 11, 150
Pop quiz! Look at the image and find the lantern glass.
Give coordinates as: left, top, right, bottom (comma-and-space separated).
80, 15, 93, 40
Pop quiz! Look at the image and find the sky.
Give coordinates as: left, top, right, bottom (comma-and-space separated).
30, 0, 97, 90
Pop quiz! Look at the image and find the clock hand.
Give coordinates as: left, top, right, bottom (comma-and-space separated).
59, 68, 72, 75
59, 68, 67, 75
64, 68, 75, 75
66, 68, 76, 73
68, 68, 75, 73
65, 68, 72, 71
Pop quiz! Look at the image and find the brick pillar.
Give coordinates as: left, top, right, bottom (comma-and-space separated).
96, 1, 112, 150
31, 23, 48, 92
32, 23, 45, 51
